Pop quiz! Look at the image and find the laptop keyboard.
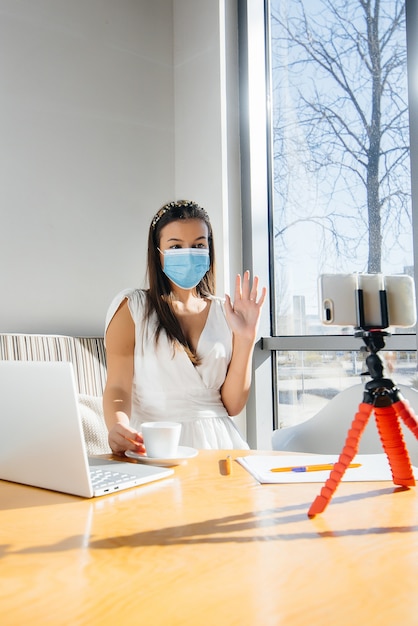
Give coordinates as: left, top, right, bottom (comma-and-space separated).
90, 467, 136, 490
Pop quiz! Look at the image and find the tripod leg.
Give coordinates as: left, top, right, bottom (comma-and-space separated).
308, 402, 373, 517
374, 404, 416, 487
393, 398, 418, 440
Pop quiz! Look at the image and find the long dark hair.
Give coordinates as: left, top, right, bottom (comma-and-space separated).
145, 200, 216, 362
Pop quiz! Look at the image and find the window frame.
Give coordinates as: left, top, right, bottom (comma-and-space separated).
238, 0, 418, 444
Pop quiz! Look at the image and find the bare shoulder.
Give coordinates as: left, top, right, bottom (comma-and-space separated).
106, 299, 135, 355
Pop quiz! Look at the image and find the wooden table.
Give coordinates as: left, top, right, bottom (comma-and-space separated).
1, 449, 418, 626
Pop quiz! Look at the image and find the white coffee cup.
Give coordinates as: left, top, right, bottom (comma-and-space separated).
141, 421, 182, 458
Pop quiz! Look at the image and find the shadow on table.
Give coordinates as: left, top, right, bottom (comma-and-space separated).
5, 485, 418, 556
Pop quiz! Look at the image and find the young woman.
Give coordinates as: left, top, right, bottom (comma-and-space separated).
103, 200, 266, 455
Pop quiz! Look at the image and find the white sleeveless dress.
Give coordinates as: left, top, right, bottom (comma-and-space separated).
105, 289, 249, 450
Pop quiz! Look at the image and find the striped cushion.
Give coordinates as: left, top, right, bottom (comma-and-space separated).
0, 333, 110, 455
0, 334, 107, 396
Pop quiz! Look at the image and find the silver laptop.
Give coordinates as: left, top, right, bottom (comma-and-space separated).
0, 361, 173, 497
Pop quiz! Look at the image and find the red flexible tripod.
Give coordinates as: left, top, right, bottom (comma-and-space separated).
308, 330, 418, 517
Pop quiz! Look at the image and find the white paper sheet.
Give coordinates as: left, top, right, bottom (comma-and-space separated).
236, 453, 418, 484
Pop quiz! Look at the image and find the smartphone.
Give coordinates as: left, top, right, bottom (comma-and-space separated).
319, 273, 416, 328
385, 274, 417, 328
318, 274, 358, 326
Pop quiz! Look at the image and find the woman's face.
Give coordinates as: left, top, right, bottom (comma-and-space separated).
158, 219, 209, 254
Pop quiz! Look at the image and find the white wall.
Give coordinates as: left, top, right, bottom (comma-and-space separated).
172, 0, 245, 436
0, 0, 246, 435
0, 0, 175, 335
173, 0, 242, 296
0, 0, 241, 337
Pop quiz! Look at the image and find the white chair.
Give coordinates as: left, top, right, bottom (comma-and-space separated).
272, 383, 418, 466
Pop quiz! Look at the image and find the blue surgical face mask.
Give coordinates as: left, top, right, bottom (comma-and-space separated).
160, 248, 210, 290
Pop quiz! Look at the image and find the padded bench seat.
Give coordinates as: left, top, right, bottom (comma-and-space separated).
0, 333, 111, 455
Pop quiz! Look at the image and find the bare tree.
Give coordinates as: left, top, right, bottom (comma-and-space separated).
271, 0, 410, 273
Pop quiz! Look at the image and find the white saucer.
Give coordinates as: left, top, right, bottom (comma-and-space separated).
125, 446, 198, 467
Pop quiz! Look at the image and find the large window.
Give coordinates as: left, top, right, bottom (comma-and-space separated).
270, 0, 413, 334
239, 0, 418, 442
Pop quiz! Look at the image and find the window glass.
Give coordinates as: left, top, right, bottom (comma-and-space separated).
266, 0, 416, 428
269, 0, 413, 337
277, 349, 417, 427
